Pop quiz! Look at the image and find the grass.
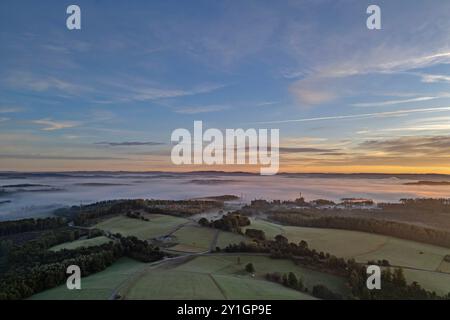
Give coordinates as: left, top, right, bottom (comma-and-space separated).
437, 260, 450, 273
355, 237, 449, 271
123, 254, 348, 299
215, 231, 248, 249
178, 255, 348, 295
49, 236, 112, 251
30, 258, 145, 300
211, 274, 315, 300
402, 269, 450, 296
94, 214, 188, 240
244, 218, 285, 240
169, 226, 216, 253
125, 270, 227, 299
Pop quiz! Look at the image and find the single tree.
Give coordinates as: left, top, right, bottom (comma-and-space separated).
245, 262, 255, 274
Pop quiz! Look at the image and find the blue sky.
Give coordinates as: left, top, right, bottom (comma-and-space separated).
1, 0, 450, 172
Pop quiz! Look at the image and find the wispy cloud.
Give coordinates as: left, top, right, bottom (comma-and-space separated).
0, 154, 125, 160
32, 119, 80, 131
254, 107, 450, 124
327, 52, 450, 78
128, 84, 225, 102
289, 84, 336, 106
0, 107, 24, 114
94, 141, 164, 147
279, 147, 339, 154
254, 101, 279, 107
173, 104, 230, 114
420, 73, 450, 83
7, 72, 88, 95
6, 70, 225, 104
360, 135, 450, 156
351, 96, 448, 108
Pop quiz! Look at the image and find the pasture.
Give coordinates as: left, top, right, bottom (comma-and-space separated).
122, 254, 348, 299
94, 214, 189, 240
215, 231, 248, 249
168, 226, 217, 253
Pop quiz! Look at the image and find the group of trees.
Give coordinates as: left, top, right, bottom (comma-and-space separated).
266, 272, 305, 291
198, 212, 250, 233
0, 226, 165, 300
223, 235, 349, 276
266, 270, 342, 299
72, 199, 224, 226
265, 269, 344, 299
347, 262, 448, 300
0, 241, 121, 300
270, 214, 450, 248
114, 234, 164, 263
380, 198, 450, 214
245, 229, 266, 241
0, 217, 67, 237
74, 200, 149, 225
125, 211, 149, 221
245, 263, 255, 274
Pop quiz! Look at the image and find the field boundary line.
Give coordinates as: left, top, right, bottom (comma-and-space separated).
208, 274, 228, 299
352, 236, 390, 259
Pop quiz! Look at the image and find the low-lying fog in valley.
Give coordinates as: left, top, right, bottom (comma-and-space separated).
1, 172, 450, 221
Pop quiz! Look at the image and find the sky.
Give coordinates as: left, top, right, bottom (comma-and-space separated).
1, 0, 450, 173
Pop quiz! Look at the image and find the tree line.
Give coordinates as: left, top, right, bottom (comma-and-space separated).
270, 213, 450, 248
0, 217, 67, 237
72, 199, 223, 226
198, 212, 250, 233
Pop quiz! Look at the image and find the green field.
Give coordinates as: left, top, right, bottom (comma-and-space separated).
247, 219, 450, 272
244, 219, 285, 239
402, 269, 450, 296
30, 258, 145, 300
122, 254, 348, 299
215, 231, 249, 249
94, 214, 188, 240
168, 226, 217, 253
49, 236, 112, 251
437, 260, 450, 273
241, 218, 450, 295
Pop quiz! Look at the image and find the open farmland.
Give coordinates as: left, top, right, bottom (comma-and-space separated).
94, 214, 189, 240
49, 236, 112, 251
215, 231, 249, 249
168, 226, 217, 253
122, 254, 347, 299
402, 269, 450, 296
248, 219, 450, 272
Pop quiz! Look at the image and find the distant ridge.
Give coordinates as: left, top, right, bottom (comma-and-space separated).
0, 171, 449, 180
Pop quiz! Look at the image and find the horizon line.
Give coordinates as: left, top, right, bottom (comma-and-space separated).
0, 170, 449, 176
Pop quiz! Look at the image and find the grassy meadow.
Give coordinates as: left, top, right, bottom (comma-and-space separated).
122, 254, 345, 299
94, 214, 188, 240
247, 219, 450, 272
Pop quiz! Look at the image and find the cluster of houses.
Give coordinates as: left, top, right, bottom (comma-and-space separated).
249, 193, 378, 211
